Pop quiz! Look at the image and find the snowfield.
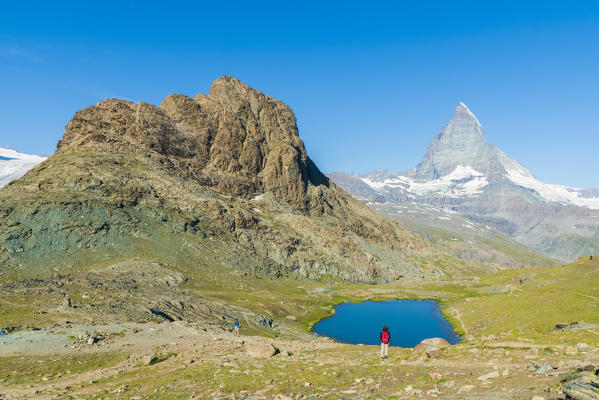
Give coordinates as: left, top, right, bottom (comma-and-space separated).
361, 161, 599, 210
361, 164, 488, 198
0, 147, 47, 188
505, 167, 599, 210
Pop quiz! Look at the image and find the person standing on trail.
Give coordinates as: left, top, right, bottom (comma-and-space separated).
380, 325, 390, 359
234, 319, 240, 335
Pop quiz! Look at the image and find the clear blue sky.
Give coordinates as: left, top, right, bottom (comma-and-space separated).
1, 1, 598, 187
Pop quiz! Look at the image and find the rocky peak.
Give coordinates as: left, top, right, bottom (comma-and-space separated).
454, 102, 478, 120
441, 102, 485, 146
408, 103, 491, 180
56, 76, 329, 210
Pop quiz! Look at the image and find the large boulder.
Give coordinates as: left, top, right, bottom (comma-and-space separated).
414, 337, 450, 351
413, 337, 451, 358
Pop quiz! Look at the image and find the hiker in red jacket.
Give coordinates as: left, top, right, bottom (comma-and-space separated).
380, 325, 390, 359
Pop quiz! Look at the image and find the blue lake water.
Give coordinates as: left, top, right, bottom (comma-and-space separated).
312, 300, 460, 347
0, 156, 16, 161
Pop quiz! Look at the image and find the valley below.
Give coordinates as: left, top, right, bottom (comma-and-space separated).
1, 257, 599, 399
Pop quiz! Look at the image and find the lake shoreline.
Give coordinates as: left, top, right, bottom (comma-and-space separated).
311, 299, 461, 347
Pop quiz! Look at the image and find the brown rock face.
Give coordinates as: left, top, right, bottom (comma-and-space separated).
58, 76, 327, 210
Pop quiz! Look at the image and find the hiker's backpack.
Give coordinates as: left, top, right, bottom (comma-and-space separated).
381, 331, 390, 344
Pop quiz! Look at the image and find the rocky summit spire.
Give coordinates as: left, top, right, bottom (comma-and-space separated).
407, 102, 493, 180
454, 102, 478, 121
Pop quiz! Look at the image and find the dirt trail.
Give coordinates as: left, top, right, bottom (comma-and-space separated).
574, 292, 599, 300
451, 308, 468, 336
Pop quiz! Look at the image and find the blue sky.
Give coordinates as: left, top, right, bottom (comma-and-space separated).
1, 1, 599, 187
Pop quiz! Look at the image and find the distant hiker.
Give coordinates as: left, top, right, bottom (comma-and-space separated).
234, 319, 240, 335
590, 255, 593, 260
380, 325, 390, 359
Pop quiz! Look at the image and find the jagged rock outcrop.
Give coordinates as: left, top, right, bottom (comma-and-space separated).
58, 77, 328, 211
0, 76, 433, 283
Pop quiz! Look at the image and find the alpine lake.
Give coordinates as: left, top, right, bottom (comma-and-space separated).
312, 299, 460, 347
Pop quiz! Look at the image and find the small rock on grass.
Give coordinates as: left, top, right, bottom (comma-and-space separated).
535, 364, 552, 374
477, 370, 499, 380
430, 372, 443, 380
223, 362, 238, 367
457, 384, 476, 393
142, 355, 159, 366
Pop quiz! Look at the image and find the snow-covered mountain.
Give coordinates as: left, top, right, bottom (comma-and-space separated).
0, 147, 47, 188
356, 103, 599, 208
330, 103, 599, 262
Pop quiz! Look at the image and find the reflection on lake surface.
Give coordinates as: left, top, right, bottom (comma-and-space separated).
312, 299, 460, 347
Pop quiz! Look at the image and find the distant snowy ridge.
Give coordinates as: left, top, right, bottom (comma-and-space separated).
0, 147, 47, 188
354, 101, 599, 210
360, 164, 489, 198
359, 163, 599, 210
504, 167, 599, 209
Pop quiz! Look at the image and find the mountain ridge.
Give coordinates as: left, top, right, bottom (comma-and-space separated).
330, 103, 599, 261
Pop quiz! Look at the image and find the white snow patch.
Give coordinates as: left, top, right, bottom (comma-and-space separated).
0, 147, 47, 188
505, 168, 599, 210
360, 164, 488, 198
251, 193, 264, 201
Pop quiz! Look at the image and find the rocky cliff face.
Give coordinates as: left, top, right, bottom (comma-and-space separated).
0, 76, 435, 283
57, 77, 328, 211
330, 103, 599, 262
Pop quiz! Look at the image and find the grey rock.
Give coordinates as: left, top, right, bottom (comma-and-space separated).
562, 371, 599, 399
535, 364, 552, 374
